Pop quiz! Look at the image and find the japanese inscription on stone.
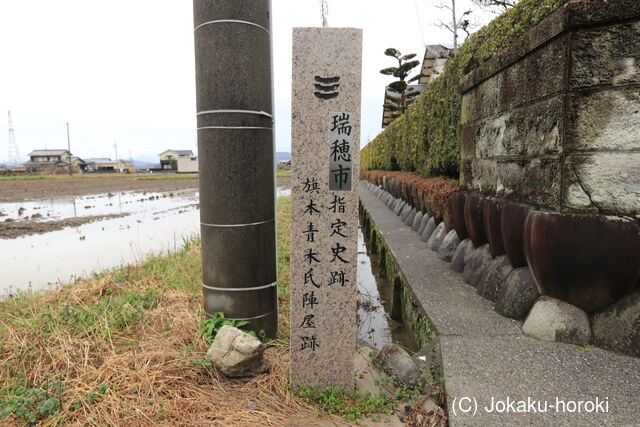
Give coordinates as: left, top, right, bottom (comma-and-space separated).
329, 112, 353, 191
291, 27, 362, 392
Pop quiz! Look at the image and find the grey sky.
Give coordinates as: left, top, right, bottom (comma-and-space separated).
0, 0, 492, 163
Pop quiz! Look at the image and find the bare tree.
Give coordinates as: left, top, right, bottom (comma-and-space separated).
320, 0, 329, 27
435, 0, 474, 50
472, 0, 517, 11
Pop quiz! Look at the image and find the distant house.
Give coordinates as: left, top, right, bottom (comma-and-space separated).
177, 156, 198, 173
159, 149, 195, 170
418, 45, 455, 85
381, 45, 455, 129
278, 160, 291, 170
85, 158, 135, 173
23, 149, 86, 174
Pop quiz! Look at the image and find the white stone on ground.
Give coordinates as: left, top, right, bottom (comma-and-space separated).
522, 296, 591, 345
206, 325, 270, 378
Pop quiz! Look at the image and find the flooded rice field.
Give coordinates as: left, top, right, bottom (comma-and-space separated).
0, 187, 291, 294
0, 183, 408, 350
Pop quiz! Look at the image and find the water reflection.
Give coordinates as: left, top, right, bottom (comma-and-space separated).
357, 228, 417, 351
0, 187, 290, 294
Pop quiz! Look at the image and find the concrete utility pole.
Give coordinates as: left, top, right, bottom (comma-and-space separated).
193, 0, 278, 338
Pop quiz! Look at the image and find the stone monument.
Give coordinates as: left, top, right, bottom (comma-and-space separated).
290, 27, 362, 391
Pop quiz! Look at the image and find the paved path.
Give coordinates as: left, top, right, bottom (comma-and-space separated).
360, 183, 640, 426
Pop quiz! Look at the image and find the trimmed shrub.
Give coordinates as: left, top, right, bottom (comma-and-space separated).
361, 170, 460, 229
361, 0, 568, 179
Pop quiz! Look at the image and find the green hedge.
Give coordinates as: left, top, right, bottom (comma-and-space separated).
361, 0, 568, 179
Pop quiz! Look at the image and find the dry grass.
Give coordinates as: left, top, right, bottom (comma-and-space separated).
0, 196, 342, 426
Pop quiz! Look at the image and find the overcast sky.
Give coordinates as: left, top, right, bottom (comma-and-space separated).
0, 0, 493, 163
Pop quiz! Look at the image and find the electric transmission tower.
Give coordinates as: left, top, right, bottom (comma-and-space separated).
7, 111, 20, 166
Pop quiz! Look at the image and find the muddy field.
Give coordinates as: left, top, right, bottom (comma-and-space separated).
0, 174, 291, 203
0, 175, 200, 203
0, 213, 128, 239
0, 175, 291, 240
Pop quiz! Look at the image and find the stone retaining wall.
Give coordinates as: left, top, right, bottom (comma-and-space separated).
363, 173, 640, 358
454, 0, 640, 357
460, 0, 640, 216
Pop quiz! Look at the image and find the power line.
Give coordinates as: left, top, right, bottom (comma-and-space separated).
320, 0, 328, 27
414, 0, 426, 47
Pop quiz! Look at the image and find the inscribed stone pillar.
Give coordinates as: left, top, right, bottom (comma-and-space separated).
290, 28, 362, 391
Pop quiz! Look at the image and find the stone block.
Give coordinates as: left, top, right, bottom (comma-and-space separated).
495, 156, 562, 209
460, 159, 474, 188
571, 22, 640, 89
592, 290, 640, 358
460, 122, 477, 159
500, 34, 569, 111
437, 229, 461, 263
567, 0, 640, 28
462, 71, 503, 124
563, 153, 640, 215
565, 88, 640, 152
469, 159, 498, 195
495, 267, 539, 320
474, 95, 564, 159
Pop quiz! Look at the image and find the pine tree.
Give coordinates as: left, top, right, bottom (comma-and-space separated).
380, 48, 422, 124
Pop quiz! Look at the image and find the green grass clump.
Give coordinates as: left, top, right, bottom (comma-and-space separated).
298, 386, 393, 423
0, 196, 294, 425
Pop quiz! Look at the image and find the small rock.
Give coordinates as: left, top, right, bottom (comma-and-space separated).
404, 208, 417, 225
450, 239, 474, 273
401, 206, 414, 223
437, 229, 461, 262
417, 214, 430, 235
462, 244, 492, 286
495, 267, 539, 320
205, 325, 270, 378
419, 218, 437, 242
592, 289, 640, 357
426, 222, 448, 251
412, 212, 423, 231
418, 396, 439, 414
354, 341, 393, 399
375, 343, 421, 386
523, 296, 591, 345
476, 255, 512, 302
